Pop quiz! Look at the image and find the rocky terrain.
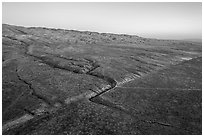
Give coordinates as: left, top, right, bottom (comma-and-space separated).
2, 24, 202, 134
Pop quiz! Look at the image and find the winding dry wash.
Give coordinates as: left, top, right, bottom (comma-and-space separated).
2, 24, 202, 135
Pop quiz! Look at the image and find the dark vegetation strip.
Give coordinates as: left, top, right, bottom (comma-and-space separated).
3, 36, 29, 47
27, 54, 86, 74
32, 52, 101, 73
15, 28, 28, 35
23, 108, 35, 116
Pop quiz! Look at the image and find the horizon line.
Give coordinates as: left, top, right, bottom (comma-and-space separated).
3, 23, 202, 42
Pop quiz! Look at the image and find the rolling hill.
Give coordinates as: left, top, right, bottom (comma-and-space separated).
2, 24, 202, 135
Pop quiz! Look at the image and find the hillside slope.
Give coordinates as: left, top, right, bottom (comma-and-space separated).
2, 24, 202, 135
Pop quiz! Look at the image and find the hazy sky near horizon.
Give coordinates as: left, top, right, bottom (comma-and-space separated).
3, 2, 202, 40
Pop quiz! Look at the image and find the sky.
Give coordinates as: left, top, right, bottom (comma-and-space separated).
2, 2, 202, 40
